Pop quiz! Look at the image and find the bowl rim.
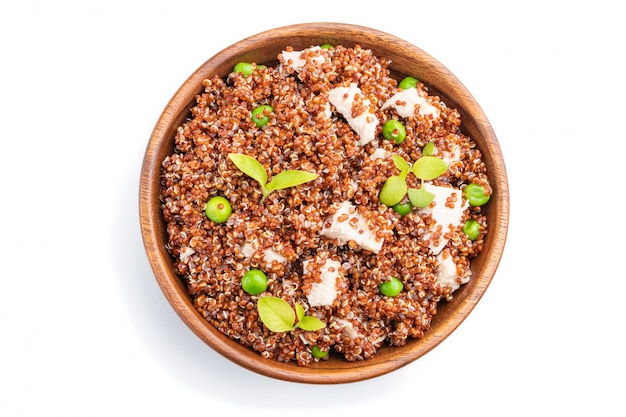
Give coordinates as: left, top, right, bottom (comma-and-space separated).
139, 22, 509, 384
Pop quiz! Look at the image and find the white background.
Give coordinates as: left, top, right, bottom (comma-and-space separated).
1, 1, 625, 415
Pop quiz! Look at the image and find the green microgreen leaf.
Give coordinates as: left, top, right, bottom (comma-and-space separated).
391, 154, 410, 179
228, 153, 267, 187
408, 187, 436, 208
411, 156, 448, 181
379, 175, 408, 207
380, 153, 448, 211
257, 296, 295, 332
422, 141, 436, 156
265, 170, 318, 193
296, 315, 326, 331
257, 297, 326, 333
229, 153, 317, 203
295, 303, 305, 322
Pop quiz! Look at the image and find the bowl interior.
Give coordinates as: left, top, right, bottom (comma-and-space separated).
139, 23, 509, 384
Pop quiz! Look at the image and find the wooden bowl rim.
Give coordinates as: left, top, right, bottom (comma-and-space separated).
139, 22, 509, 384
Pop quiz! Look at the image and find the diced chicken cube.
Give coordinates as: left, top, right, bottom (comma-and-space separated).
263, 248, 286, 265
369, 147, 389, 161
320, 201, 383, 253
332, 317, 359, 339
420, 183, 468, 255
241, 239, 286, 267
436, 249, 470, 292
436, 145, 461, 165
281, 46, 326, 72
303, 258, 342, 307
179, 247, 195, 263
241, 241, 256, 258
381, 88, 440, 119
327, 83, 378, 145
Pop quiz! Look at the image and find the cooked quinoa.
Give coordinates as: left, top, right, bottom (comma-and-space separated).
160, 45, 491, 366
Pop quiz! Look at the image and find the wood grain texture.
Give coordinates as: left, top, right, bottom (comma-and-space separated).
139, 22, 509, 384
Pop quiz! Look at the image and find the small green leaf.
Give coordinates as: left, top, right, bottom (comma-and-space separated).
265, 170, 318, 193
257, 296, 295, 332
391, 154, 410, 179
411, 156, 448, 181
422, 141, 435, 156
295, 303, 305, 322
296, 315, 326, 331
379, 175, 408, 207
228, 153, 268, 187
408, 187, 436, 208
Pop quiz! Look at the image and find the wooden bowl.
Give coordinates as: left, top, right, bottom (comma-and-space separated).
139, 22, 509, 384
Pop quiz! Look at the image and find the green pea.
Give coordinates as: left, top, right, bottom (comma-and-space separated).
233, 62, 254, 77
320, 43, 333, 49
463, 219, 481, 241
463, 183, 491, 206
399, 76, 419, 90
251, 105, 273, 127
382, 119, 406, 144
379, 277, 403, 297
205, 196, 232, 223
392, 201, 413, 216
233, 62, 253, 76
311, 345, 329, 359
241, 269, 268, 295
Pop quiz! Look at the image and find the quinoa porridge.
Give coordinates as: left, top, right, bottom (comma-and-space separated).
160, 44, 492, 366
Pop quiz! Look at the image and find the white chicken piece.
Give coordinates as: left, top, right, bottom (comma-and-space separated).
435, 249, 471, 292
381, 88, 440, 119
320, 201, 383, 253
281, 46, 326, 72
420, 183, 468, 255
303, 258, 342, 307
327, 83, 378, 146
241, 239, 286, 267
